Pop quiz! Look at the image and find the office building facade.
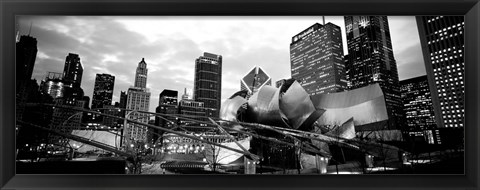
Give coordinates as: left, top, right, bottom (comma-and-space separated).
63, 53, 83, 88
400, 75, 437, 131
154, 90, 179, 143
416, 16, 464, 128
40, 72, 65, 99
400, 75, 439, 144
125, 58, 151, 143
344, 16, 403, 130
49, 53, 88, 141
50, 97, 88, 134
194, 52, 222, 118
178, 99, 207, 131
16, 35, 38, 121
290, 22, 347, 96
92, 73, 115, 109
102, 104, 122, 130
16, 35, 38, 90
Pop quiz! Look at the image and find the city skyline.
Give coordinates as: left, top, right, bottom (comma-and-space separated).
17, 16, 426, 113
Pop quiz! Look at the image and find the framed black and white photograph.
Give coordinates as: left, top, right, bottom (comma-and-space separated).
1, 0, 479, 189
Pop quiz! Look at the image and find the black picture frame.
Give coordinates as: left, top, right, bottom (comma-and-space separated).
1, 0, 479, 189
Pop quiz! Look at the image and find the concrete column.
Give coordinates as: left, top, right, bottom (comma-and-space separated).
244, 158, 256, 174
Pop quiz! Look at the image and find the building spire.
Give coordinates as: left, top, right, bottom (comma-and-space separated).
134, 57, 148, 88
182, 88, 189, 100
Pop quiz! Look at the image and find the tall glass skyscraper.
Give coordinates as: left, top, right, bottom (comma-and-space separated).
400, 75, 436, 131
344, 16, 403, 130
125, 58, 151, 143
50, 54, 88, 140
16, 35, 38, 121
416, 16, 464, 128
92, 73, 115, 109
16, 35, 38, 89
400, 75, 439, 144
63, 53, 83, 88
290, 22, 347, 96
178, 98, 207, 131
40, 72, 65, 99
194, 52, 222, 118
153, 89, 178, 143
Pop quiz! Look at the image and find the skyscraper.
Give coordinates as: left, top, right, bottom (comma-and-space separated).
118, 91, 128, 123
134, 58, 148, 89
50, 97, 87, 134
40, 72, 64, 99
177, 88, 207, 131
290, 22, 347, 96
416, 16, 464, 129
153, 89, 178, 143
181, 88, 191, 100
194, 52, 222, 118
102, 104, 122, 130
16, 35, 38, 121
16, 35, 38, 89
63, 53, 83, 88
343, 54, 352, 89
117, 91, 128, 143
125, 58, 151, 143
119, 91, 128, 110
50, 54, 87, 138
400, 75, 439, 144
400, 75, 436, 131
240, 66, 272, 95
178, 99, 207, 131
344, 16, 403, 130
92, 73, 115, 109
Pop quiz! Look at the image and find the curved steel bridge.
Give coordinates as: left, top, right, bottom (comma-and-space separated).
18, 103, 403, 165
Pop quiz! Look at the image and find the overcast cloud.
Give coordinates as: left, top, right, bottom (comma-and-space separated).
18, 16, 426, 113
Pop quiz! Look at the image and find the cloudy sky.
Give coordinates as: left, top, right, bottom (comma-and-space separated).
18, 16, 426, 113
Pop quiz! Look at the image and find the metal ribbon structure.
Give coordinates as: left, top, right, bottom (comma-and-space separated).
220, 79, 398, 167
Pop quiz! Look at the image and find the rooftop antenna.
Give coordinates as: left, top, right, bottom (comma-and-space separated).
28, 22, 33, 36
322, 16, 326, 25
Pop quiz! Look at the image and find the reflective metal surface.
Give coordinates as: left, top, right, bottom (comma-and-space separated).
245, 85, 289, 128
311, 83, 389, 127
220, 80, 395, 163
219, 95, 247, 122
279, 81, 317, 129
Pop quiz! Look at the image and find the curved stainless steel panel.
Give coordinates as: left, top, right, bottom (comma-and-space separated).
245, 85, 289, 128
316, 96, 388, 126
311, 83, 384, 108
312, 84, 389, 127
326, 117, 356, 139
220, 96, 247, 122
279, 81, 317, 129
